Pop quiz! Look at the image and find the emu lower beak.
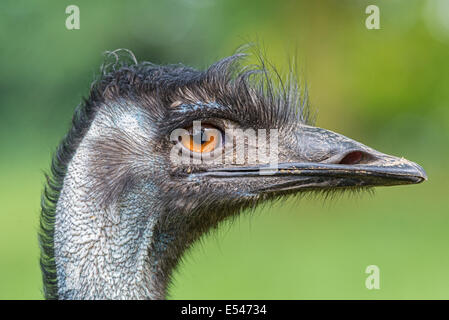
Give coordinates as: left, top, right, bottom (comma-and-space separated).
204, 126, 427, 192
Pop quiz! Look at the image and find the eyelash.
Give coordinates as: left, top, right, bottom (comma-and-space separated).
163, 116, 230, 135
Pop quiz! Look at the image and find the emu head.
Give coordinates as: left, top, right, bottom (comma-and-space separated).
41, 52, 426, 300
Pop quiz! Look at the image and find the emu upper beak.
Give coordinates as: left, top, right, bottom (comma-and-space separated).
203, 126, 427, 192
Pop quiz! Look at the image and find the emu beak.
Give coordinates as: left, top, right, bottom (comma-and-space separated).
204, 126, 427, 192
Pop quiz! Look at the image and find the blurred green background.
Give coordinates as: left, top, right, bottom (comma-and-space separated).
1, 0, 448, 299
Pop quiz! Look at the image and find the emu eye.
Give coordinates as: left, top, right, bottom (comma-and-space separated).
180, 124, 222, 154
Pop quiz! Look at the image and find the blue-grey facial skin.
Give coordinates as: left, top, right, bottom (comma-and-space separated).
43, 53, 426, 300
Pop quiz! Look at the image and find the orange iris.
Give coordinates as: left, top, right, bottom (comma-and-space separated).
181, 125, 221, 153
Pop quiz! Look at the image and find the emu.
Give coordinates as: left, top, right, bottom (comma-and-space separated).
39, 51, 426, 300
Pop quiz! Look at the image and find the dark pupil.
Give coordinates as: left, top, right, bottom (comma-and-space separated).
193, 129, 207, 145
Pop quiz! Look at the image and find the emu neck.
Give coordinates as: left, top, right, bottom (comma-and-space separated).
54, 107, 172, 300
55, 169, 167, 299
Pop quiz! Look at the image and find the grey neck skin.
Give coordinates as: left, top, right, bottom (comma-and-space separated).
54, 103, 169, 300
55, 180, 162, 299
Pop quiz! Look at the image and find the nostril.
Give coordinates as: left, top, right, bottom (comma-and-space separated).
339, 151, 364, 165
323, 150, 377, 165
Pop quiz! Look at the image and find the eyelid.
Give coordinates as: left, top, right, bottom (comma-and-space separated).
162, 111, 239, 135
